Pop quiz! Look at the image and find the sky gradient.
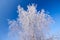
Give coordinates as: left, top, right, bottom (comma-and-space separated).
0, 0, 60, 40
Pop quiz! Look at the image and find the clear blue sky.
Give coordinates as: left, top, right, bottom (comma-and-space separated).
0, 0, 60, 40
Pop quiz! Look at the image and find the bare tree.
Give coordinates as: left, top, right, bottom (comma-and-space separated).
8, 4, 54, 40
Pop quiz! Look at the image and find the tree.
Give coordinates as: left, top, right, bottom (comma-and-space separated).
8, 4, 54, 40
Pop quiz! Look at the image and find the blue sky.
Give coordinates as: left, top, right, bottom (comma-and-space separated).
0, 0, 60, 40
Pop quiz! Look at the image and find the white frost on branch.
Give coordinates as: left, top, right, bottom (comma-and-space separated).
8, 4, 54, 40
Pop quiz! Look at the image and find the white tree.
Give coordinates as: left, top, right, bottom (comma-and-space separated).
8, 4, 54, 40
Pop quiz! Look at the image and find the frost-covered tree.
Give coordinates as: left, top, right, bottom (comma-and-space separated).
8, 4, 54, 40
